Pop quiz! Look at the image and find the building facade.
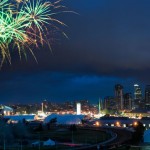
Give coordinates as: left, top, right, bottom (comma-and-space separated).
133, 84, 142, 109
104, 96, 115, 110
124, 93, 132, 110
115, 84, 124, 110
145, 85, 150, 109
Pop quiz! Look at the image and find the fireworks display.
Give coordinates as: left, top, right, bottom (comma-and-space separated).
0, 0, 68, 67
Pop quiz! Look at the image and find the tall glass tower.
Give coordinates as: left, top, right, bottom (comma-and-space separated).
133, 84, 142, 109
115, 84, 124, 110
134, 84, 142, 100
145, 85, 150, 104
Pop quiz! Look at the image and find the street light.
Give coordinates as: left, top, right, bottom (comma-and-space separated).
95, 121, 100, 126
116, 121, 120, 127
133, 121, 138, 126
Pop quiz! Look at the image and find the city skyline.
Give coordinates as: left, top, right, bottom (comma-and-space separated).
1, 0, 150, 103
0, 82, 148, 104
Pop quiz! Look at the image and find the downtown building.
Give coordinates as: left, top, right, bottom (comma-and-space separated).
123, 93, 132, 110
104, 96, 116, 110
133, 84, 143, 109
145, 85, 150, 109
115, 84, 124, 110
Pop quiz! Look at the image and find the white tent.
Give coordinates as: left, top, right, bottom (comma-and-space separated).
3, 105, 13, 112
144, 129, 150, 143
43, 139, 55, 146
0, 105, 13, 115
44, 114, 85, 125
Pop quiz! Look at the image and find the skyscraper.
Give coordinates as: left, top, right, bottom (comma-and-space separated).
134, 84, 142, 100
124, 93, 132, 110
115, 84, 124, 110
133, 84, 142, 109
104, 96, 115, 110
145, 85, 150, 105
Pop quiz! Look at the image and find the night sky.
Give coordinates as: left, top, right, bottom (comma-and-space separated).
1, 0, 150, 104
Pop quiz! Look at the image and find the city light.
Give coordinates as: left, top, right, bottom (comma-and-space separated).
116, 121, 120, 127
133, 121, 138, 126
95, 121, 100, 126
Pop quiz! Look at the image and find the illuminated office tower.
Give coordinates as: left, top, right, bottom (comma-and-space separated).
145, 85, 150, 110
145, 85, 150, 105
133, 84, 142, 109
104, 96, 115, 110
124, 93, 132, 110
115, 84, 124, 110
134, 84, 142, 99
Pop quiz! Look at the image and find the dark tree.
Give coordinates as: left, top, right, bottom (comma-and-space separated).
22, 118, 26, 124
50, 117, 57, 124
38, 123, 43, 131
70, 124, 77, 131
81, 119, 87, 124
0, 120, 14, 145
132, 121, 145, 144
47, 117, 57, 130
12, 122, 30, 138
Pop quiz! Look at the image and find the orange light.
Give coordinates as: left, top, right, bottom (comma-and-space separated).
133, 122, 138, 126
116, 121, 120, 127
95, 121, 100, 126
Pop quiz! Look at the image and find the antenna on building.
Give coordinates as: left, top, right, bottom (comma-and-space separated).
41, 103, 44, 113
98, 98, 101, 114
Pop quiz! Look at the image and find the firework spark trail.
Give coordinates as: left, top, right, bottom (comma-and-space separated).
0, 0, 70, 67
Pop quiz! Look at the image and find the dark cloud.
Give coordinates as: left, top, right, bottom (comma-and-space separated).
1, 0, 150, 103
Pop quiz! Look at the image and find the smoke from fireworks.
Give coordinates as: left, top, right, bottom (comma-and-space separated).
0, 0, 69, 67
